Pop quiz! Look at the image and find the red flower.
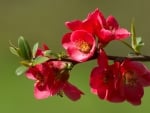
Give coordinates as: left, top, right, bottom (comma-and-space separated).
36, 44, 50, 56
64, 8, 130, 47
120, 60, 150, 105
62, 30, 96, 62
65, 8, 105, 34
90, 50, 150, 105
26, 61, 84, 101
26, 63, 52, 99
90, 49, 125, 103
97, 15, 130, 45
25, 44, 84, 100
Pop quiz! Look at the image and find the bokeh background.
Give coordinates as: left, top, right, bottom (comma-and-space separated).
1, 0, 150, 113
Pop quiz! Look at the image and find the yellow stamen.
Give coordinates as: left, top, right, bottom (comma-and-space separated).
76, 40, 92, 53
124, 71, 137, 86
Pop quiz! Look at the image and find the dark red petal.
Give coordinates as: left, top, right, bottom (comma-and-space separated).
106, 16, 119, 29
97, 49, 108, 69
107, 90, 125, 103
42, 44, 50, 50
49, 80, 65, 96
63, 82, 84, 101
36, 48, 44, 56
90, 67, 103, 90
25, 67, 37, 80
140, 72, 150, 87
124, 83, 143, 105
122, 60, 150, 86
106, 82, 125, 103
90, 66, 110, 100
98, 28, 113, 44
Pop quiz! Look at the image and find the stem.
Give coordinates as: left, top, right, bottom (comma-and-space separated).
108, 55, 150, 62
48, 54, 150, 66
120, 40, 140, 55
120, 40, 136, 53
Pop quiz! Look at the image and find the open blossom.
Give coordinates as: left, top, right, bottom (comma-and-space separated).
62, 30, 96, 62
97, 15, 130, 45
120, 59, 150, 105
90, 49, 150, 105
65, 8, 105, 34
26, 61, 84, 101
90, 49, 125, 103
26, 45, 84, 100
64, 8, 130, 48
26, 63, 52, 99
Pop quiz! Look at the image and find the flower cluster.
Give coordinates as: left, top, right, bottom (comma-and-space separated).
10, 8, 150, 105
90, 49, 150, 105
26, 45, 83, 100
62, 8, 130, 62
61, 8, 150, 105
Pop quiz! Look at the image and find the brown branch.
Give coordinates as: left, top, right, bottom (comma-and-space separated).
108, 55, 150, 62
48, 54, 150, 66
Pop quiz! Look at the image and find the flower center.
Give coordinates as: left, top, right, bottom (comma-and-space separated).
55, 70, 69, 82
124, 71, 137, 86
35, 73, 47, 90
76, 40, 92, 53
103, 69, 114, 84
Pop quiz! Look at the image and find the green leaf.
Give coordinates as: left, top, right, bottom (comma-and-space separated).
9, 40, 21, 57
32, 56, 49, 65
32, 42, 39, 58
18, 36, 32, 60
131, 22, 137, 50
16, 65, 28, 76
9, 47, 20, 57
136, 37, 144, 45
135, 37, 144, 52
43, 50, 52, 56
20, 60, 32, 67
130, 22, 144, 54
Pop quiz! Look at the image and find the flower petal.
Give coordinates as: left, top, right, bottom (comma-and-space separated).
124, 83, 143, 105
115, 28, 130, 39
63, 82, 84, 101
122, 60, 150, 86
98, 28, 113, 44
62, 33, 72, 49
34, 83, 50, 99
71, 30, 95, 45
65, 20, 82, 31
97, 49, 108, 68
25, 67, 37, 80
106, 16, 119, 29
67, 47, 90, 62
66, 30, 96, 62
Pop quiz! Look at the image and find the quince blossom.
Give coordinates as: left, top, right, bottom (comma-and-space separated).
62, 30, 96, 62
64, 8, 130, 47
26, 45, 84, 100
90, 49, 150, 105
97, 15, 130, 45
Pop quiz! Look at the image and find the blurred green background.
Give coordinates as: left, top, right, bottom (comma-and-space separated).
1, 0, 150, 113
